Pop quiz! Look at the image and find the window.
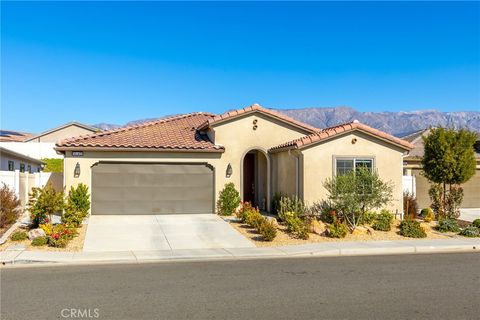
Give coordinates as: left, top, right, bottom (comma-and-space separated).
336, 158, 373, 176
28, 165, 32, 173
8, 161, 14, 171
19, 163, 25, 173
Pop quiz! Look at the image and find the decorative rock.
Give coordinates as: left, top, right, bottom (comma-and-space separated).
28, 228, 46, 240
310, 220, 327, 235
266, 216, 278, 226
352, 226, 371, 236
365, 226, 374, 235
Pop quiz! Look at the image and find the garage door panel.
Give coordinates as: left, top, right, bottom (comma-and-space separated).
92, 163, 214, 215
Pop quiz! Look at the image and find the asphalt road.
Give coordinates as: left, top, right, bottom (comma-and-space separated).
1, 253, 479, 320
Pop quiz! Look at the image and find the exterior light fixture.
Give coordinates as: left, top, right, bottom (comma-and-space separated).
226, 163, 233, 178
74, 162, 81, 178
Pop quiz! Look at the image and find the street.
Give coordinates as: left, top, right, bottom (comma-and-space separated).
1, 253, 479, 320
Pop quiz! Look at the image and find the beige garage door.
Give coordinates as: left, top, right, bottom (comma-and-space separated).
91, 163, 214, 215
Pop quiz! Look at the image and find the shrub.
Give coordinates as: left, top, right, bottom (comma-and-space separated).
41, 158, 64, 173
323, 167, 393, 231
403, 192, 418, 219
310, 200, 336, 224
62, 183, 91, 227
216, 183, 240, 216
258, 219, 277, 241
245, 207, 263, 229
48, 237, 68, 248
421, 208, 435, 222
0, 183, 21, 228
271, 192, 285, 216
437, 218, 460, 233
28, 184, 64, 227
328, 219, 348, 238
283, 211, 309, 239
472, 219, 480, 229
31, 236, 48, 246
10, 231, 27, 241
360, 211, 377, 225
278, 196, 306, 221
399, 219, 427, 238
372, 210, 394, 231
40, 223, 77, 247
236, 202, 255, 223
459, 226, 480, 238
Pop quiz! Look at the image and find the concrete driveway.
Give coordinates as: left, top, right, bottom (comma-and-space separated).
83, 214, 254, 252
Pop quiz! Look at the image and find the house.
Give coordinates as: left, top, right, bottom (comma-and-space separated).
402, 129, 480, 209
0, 147, 43, 173
55, 104, 413, 216
0, 121, 101, 160
24, 121, 100, 143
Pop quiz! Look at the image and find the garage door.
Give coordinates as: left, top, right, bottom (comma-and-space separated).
91, 163, 214, 215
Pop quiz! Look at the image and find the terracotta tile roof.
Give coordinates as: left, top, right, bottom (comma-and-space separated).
197, 104, 320, 133
56, 113, 224, 152
270, 120, 414, 152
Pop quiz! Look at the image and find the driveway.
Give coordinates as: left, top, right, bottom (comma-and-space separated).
83, 214, 254, 252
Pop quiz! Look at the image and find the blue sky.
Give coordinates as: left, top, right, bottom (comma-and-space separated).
1, 1, 479, 132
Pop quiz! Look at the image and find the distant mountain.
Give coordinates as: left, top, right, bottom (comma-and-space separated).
92, 107, 480, 137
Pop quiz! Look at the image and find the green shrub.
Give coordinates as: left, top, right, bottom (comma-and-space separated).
328, 220, 348, 238
472, 219, 480, 229
62, 183, 91, 227
258, 219, 277, 241
40, 223, 77, 247
399, 219, 427, 238
459, 226, 480, 238
0, 183, 21, 228
47, 237, 68, 248
41, 158, 64, 173
216, 183, 241, 216
10, 231, 27, 241
28, 184, 64, 227
310, 200, 336, 224
278, 196, 306, 221
437, 218, 460, 233
31, 236, 48, 246
271, 192, 285, 216
283, 211, 309, 239
236, 202, 255, 223
360, 211, 377, 225
245, 208, 263, 228
372, 210, 394, 231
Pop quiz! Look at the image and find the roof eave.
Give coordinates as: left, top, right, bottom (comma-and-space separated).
54, 146, 225, 153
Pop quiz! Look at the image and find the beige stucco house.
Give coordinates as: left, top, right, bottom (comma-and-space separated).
25, 121, 99, 143
402, 129, 480, 209
55, 104, 413, 216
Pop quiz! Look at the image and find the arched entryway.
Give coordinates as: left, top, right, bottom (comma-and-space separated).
242, 149, 270, 211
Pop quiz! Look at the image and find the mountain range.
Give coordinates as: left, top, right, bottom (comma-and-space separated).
93, 107, 480, 137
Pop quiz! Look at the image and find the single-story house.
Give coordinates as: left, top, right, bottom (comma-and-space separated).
25, 121, 100, 143
0, 147, 44, 173
55, 104, 413, 216
402, 129, 480, 209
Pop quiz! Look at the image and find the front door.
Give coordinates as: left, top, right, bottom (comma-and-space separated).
243, 153, 255, 205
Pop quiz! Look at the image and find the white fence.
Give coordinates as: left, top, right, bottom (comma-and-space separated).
0, 170, 63, 207
402, 175, 416, 197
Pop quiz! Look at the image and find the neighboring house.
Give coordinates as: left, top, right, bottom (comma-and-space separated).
0, 121, 100, 160
0, 130, 34, 142
55, 104, 413, 216
0, 147, 43, 173
402, 129, 480, 209
24, 121, 99, 143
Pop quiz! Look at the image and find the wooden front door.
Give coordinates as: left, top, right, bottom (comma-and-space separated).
243, 153, 255, 205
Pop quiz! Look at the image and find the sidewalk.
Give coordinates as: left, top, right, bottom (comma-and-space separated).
1, 238, 479, 266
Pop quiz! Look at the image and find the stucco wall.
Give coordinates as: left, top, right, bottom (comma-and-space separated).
63, 113, 310, 212
301, 131, 406, 213
30, 125, 97, 143
271, 151, 298, 197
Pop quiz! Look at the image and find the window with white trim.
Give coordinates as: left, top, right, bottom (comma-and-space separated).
335, 158, 373, 176
8, 161, 14, 171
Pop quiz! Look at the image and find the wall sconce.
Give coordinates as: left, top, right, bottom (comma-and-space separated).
226, 163, 233, 178
74, 162, 81, 178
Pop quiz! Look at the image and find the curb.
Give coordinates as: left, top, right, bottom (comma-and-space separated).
1, 242, 478, 267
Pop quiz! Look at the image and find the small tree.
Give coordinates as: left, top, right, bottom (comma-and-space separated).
0, 183, 21, 228
216, 183, 241, 216
62, 183, 90, 226
28, 184, 64, 227
422, 128, 477, 219
323, 167, 393, 231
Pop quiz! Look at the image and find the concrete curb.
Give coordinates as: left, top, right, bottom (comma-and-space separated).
1, 239, 478, 266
